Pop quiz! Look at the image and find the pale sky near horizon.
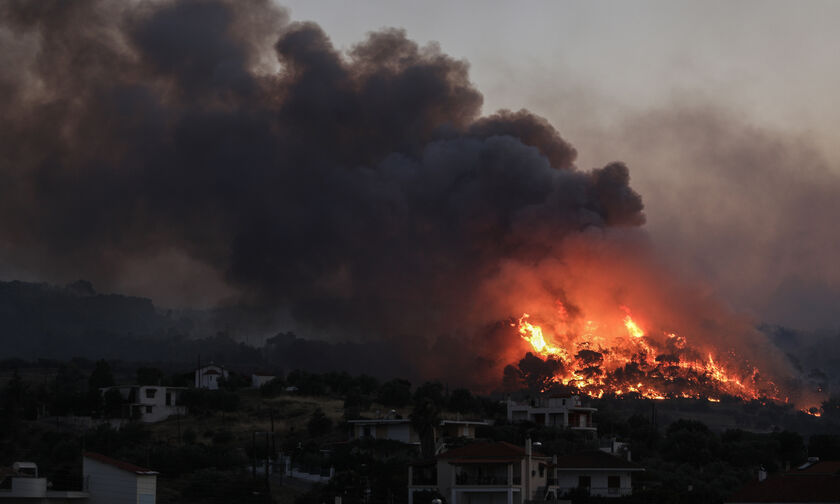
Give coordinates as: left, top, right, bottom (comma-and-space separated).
280, 0, 840, 161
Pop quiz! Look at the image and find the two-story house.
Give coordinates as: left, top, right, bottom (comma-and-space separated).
408, 440, 550, 504
408, 441, 644, 503
348, 416, 488, 447
506, 392, 596, 433
102, 385, 187, 423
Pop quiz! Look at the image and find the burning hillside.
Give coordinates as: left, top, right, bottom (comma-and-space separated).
0, 0, 828, 412
514, 307, 780, 401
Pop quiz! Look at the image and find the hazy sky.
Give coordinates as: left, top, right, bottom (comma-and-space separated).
1, 0, 837, 335
279, 0, 840, 331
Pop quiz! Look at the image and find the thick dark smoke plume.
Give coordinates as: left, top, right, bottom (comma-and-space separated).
0, 0, 644, 346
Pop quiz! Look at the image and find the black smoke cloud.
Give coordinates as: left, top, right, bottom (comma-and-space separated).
0, 1, 644, 352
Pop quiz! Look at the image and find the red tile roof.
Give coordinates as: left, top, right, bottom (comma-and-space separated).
727, 473, 840, 503
83, 452, 158, 475
553, 451, 643, 470
438, 441, 544, 463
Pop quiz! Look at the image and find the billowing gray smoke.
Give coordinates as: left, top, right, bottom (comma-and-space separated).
0, 1, 644, 352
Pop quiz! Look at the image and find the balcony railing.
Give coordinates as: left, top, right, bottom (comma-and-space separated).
553, 486, 630, 497
455, 474, 515, 486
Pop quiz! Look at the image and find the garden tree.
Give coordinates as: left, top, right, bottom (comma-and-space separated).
517, 352, 561, 393
88, 360, 115, 414
448, 388, 476, 414
259, 377, 287, 397
661, 419, 720, 467
103, 388, 125, 419
52, 363, 87, 415
343, 387, 371, 419
307, 408, 333, 437
217, 372, 249, 390
822, 395, 840, 421
502, 364, 523, 392
136, 367, 164, 386
411, 397, 441, 458
809, 434, 840, 460
88, 359, 115, 390
414, 381, 445, 406
377, 378, 412, 407
286, 370, 328, 395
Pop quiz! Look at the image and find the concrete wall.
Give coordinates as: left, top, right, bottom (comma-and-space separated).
136, 475, 156, 504
555, 471, 632, 497
84, 458, 140, 504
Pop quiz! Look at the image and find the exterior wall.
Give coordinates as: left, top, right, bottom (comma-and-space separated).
194, 366, 228, 390
554, 470, 633, 497
350, 421, 415, 443
83, 458, 139, 504
136, 475, 156, 504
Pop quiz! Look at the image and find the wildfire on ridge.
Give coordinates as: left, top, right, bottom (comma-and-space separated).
513, 303, 784, 402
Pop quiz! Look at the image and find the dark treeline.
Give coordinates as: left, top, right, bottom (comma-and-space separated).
3, 358, 840, 504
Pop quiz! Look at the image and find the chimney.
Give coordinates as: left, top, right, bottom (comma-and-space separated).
525, 438, 532, 456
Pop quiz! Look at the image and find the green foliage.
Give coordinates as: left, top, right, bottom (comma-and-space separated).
809, 434, 840, 459
258, 377, 287, 397
410, 397, 441, 458
88, 360, 115, 390
414, 381, 444, 406
377, 379, 412, 407
103, 388, 125, 418
307, 408, 333, 437
136, 367, 164, 386
179, 388, 240, 413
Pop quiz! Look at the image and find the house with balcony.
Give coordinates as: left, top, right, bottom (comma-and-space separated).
101, 385, 187, 423
348, 414, 488, 447
506, 392, 596, 434
550, 451, 643, 498
407, 440, 550, 504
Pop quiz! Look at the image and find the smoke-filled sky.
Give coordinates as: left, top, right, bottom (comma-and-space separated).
282, 0, 840, 332
0, 0, 838, 361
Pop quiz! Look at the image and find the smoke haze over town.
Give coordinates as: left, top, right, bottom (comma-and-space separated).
0, 0, 839, 401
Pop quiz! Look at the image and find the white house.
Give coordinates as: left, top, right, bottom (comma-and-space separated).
550, 451, 644, 498
83, 452, 157, 504
408, 440, 551, 504
101, 386, 187, 423
506, 392, 597, 433
251, 372, 276, 388
0, 461, 89, 502
348, 417, 488, 446
408, 442, 643, 504
194, 363, 228, 390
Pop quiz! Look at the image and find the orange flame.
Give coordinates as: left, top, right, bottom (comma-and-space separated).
513, 304, 781, 401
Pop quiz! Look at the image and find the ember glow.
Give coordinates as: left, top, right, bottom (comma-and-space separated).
512, 303, 783, 401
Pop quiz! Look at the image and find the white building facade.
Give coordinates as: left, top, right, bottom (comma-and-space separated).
194, 364, 228, 390
83, 452, 157, 504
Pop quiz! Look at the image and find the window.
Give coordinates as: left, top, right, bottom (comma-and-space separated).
145, 406, 153, 414
165, 392, 171, 406
139, 494, 154, 504
145, 388, 157, 399
578, 475, 591, 491
608, 475, 621, 495
363, 426, 371, 438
